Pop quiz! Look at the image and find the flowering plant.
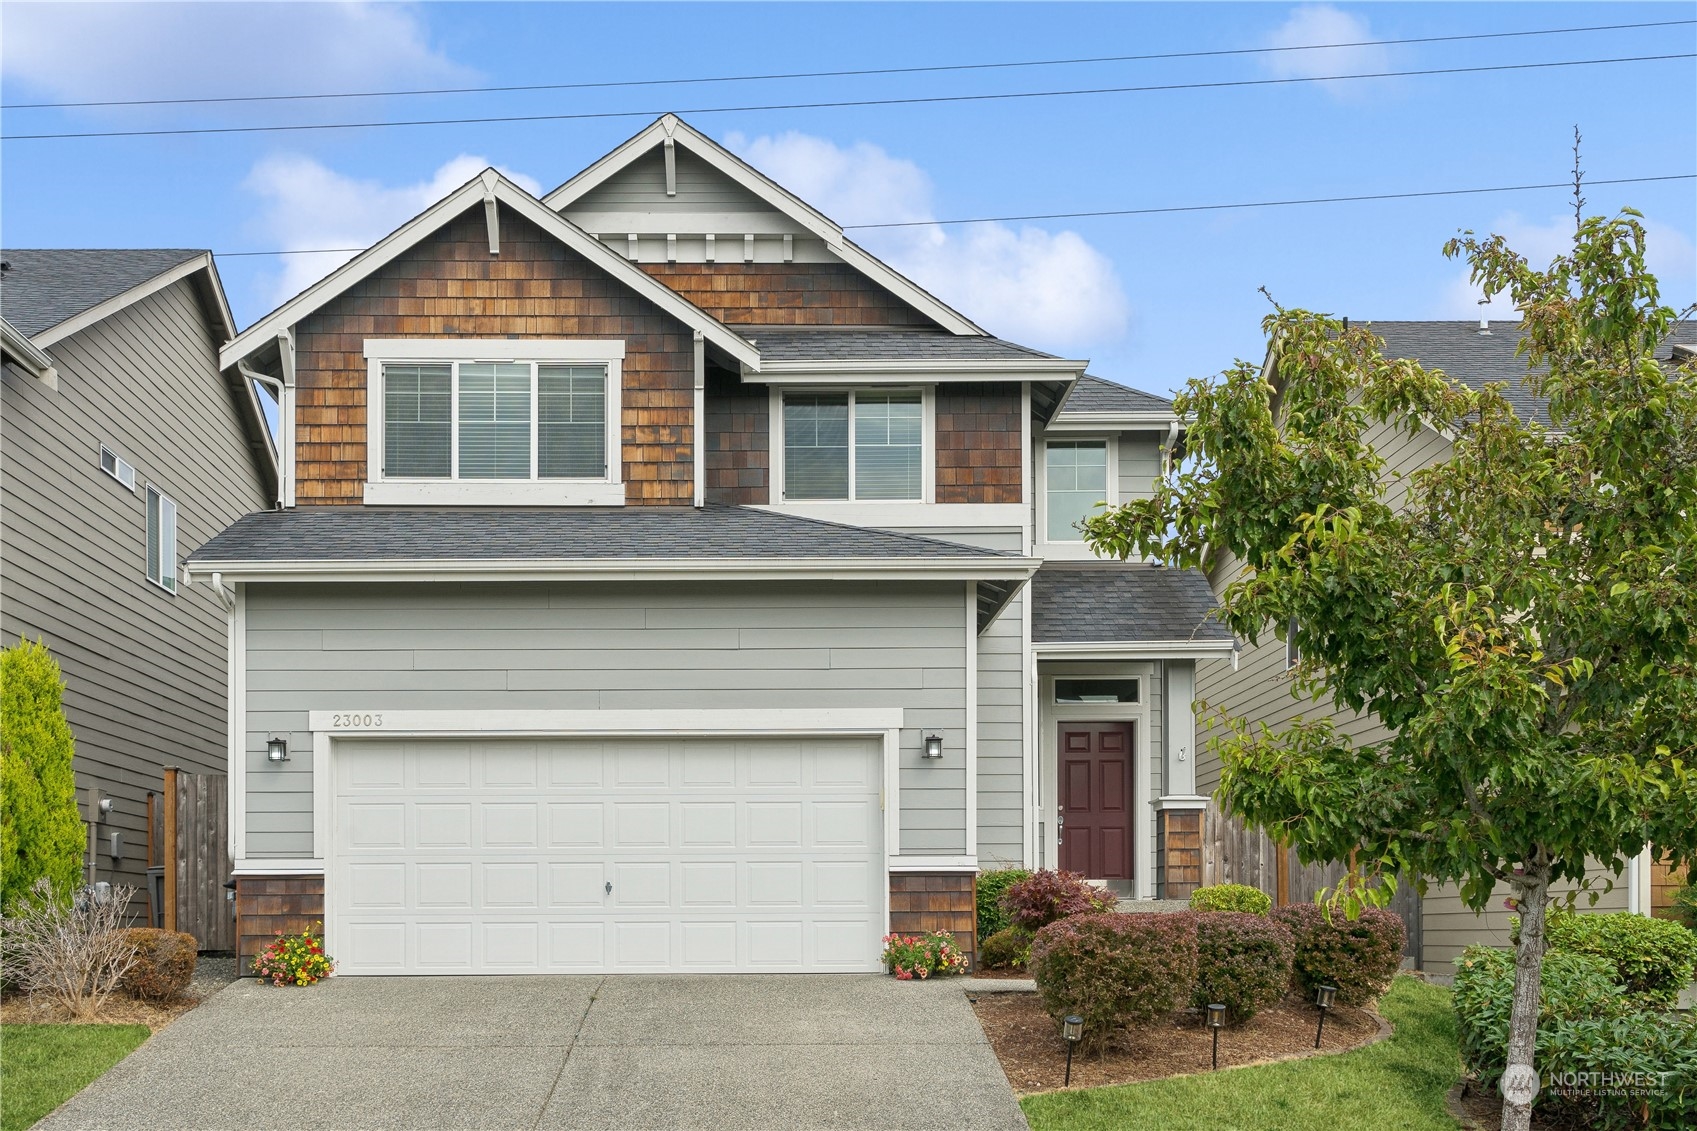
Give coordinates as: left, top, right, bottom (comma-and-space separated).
880, 931, 969, 980
252, 922, 335, 986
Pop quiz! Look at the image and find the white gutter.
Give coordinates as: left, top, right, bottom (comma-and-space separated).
1032, 640, 1236, 660
0, 318, 58, 389
184, 556, 1043, 586
748, 358, 1087, 380
1047, 412, 1183, 432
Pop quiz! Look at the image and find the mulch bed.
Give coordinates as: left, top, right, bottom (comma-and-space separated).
1447, 1083, 1566, 1131
1, 953, 242, 1033
970, 988, 1384, 1094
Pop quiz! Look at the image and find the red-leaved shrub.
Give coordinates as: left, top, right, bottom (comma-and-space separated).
1029, 912, 1198, 1053
999, 869, 1118, 932
117, 928, 197, 1002
1271, 903, 1405, 1006
1189, 911, 1294, 1023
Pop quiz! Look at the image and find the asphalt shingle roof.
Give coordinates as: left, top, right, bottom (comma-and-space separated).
0, 249, 205, 338
743, 328, 1058, 362
1031, 563, 1231, 645
1058, 374, 1175, 416
1366, 320, 1697, 430
187, 505, 1022, 565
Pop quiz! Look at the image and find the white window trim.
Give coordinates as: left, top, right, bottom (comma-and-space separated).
99, 444, 136, 491
363, 339, 625, 507
769, 385, 935, 504
145, 484, 178, 595
1036, 434, 1118, 554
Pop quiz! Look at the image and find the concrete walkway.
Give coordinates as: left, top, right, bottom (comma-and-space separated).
39, 975, 1027, 1130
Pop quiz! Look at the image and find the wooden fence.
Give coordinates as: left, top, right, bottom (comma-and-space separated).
1203, 799, 1422, 965
162, 768, 234, 951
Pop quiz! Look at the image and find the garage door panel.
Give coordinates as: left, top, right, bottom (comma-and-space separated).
333, 736, 885, 974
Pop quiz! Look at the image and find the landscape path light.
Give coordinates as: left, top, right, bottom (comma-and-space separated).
1314, 984, 1337, 1048
1061, 1014, 1083, 1085
1207, 1003, 1226, 1069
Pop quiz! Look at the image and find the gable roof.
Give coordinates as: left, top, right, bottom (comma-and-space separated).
1366, 320, 1697, 430
0, 248, 232, 345
1030, 563, 1231, 648
220, 169, 760, 372
543, 115, 986, 337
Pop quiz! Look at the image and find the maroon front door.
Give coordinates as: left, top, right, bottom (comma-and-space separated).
1058, 722, 1134, 880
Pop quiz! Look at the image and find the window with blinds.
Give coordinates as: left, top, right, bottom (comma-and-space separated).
781, 390, 924, 501
381, 360, 609, 481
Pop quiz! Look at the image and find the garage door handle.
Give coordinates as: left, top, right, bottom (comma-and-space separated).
605, 881, 612, 895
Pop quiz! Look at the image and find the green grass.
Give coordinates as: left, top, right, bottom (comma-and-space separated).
1020, 976, 1462, 1131
1, 1024, 150, 1131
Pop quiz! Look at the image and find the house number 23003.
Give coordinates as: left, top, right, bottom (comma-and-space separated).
332, 713, 384, 728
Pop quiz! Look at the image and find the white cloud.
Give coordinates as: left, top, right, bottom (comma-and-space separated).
243, 155, 542, 303
1264, 5, 1390, 99
725, 130, 1129, 351
1437, 212, 1697, 320
0, 2, 468, 106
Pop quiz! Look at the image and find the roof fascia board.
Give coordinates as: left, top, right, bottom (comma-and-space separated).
747, 360, 1086, 381
1033, 640, 1235, 659
544, 115, 986, 336
1, 316, 58, 382
33, 253, 212, 348
185, 557, 1042, 585
1047, 412, 1180, 430
220, 173, 759, 372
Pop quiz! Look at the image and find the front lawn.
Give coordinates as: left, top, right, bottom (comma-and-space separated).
1, 1024, 150, 1131
1020, 976, 1461, 1131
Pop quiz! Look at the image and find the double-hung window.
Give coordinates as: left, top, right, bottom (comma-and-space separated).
1044, 440, 1109, 541
382, 361, 607, 480
367, 341, 623, 504
145, 486, 177, 594
781, 390, 924, 501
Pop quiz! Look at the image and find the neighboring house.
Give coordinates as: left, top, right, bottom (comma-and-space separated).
189, 114, 1227, 974
1195, 317, 1697, 977
0, 248, 277, 909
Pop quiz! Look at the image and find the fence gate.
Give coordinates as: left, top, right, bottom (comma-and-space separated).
162, 768, 234, 951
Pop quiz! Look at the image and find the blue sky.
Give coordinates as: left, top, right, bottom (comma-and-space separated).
2, 1, 1693, 401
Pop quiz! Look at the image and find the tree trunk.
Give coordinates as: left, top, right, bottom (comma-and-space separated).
1501, 867, 1550, 1131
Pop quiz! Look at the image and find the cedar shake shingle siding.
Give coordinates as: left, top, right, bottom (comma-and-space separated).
935, 383, 1022, 504
640, 263, 938, 327
703, 366, 769, 504
292, 204, 696, 505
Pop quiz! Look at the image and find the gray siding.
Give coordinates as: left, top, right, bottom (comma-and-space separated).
1117, 432, 1163, 504
244, 580, 970, 859
0, 278, 271, 891
567, 147, 806, 227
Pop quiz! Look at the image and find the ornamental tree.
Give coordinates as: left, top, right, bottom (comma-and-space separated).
1, 638, 87, 910
1082, 212, 1697, 1131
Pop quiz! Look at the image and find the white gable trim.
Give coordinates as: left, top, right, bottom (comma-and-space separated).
219, 170, 759, 373
544, 115, 986, 338
34, 253, 234, 348
1, 316, 58, 386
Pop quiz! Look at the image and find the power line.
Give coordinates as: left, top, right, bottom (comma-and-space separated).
5, 54, 1692, 143
5, 18, 1688, 111
211, 173, 1697, 256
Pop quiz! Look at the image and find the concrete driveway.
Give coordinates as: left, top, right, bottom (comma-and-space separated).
39, 975, 1027, 1130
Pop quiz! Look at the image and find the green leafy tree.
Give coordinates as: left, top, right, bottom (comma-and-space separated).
1, 639, 86, 909
1083, 212, 1697, 1131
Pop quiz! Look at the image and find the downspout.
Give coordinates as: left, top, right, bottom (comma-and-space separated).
239, 362, 289, 509
1160, 421, 1179, 476
693, 331, 706, 508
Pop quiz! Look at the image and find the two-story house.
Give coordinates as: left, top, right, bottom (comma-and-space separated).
1, 248, 276, 916
188, 115, 1227, 974
1195, 318, 1697, 977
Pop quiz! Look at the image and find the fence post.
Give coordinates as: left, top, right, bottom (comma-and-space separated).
162, 766, 179, 933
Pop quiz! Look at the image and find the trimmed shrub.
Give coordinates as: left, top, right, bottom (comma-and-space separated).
1, 640, 87, 911
1543, 909, 1697, 1008
1188, 883, 1272, 916
979, 926, 1033, 970
117, 929, 198, 1002
1029, 912, 1198, 1054
1271, 903, 1405, 1006
976, 868, 1031, 940
1452, 944, 1695, 1130
1190, 911, 1294, 1024
1000, 869, 1117, 933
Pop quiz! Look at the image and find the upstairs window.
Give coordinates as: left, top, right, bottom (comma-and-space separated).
380, 360, 609, 481
781, 390, 924, 501
145, 486, 177, 594
99, 444, 137, 491
1045, 440, 1109, 541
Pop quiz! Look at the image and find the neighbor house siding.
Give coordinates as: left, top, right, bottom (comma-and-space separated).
242, 581, 970, 858
935, 384, 1022, 505
291, 203, 697, 506
0, 278, 270, 893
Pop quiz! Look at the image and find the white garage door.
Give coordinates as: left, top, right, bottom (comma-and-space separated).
331, 735, 885, 974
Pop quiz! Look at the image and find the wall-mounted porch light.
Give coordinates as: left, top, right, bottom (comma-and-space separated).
1061, 1014, 1083, 1085
266, 735, 290, 763
922, 734, 944, 759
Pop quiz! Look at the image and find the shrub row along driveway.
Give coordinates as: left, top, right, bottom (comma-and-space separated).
37, 974, 1027, 1130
